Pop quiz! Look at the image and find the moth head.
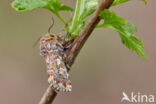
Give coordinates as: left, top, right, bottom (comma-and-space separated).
40, 34, 56, 41
39, 34, 56, 56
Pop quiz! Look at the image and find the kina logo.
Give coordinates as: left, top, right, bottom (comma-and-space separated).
121, 92, 155, 103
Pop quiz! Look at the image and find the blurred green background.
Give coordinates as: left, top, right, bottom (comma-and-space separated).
0, 0, 156, 104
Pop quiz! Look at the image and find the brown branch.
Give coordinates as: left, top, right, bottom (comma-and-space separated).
38, 0, 114, 104
39, 86, 57, 104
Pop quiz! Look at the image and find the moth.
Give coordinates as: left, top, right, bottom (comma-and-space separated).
40, 33, 72, 92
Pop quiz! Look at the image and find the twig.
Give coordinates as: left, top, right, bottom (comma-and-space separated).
38, 0, 114, 104
39, 86, 57, 104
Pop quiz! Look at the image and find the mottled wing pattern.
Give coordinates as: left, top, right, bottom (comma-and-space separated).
40, 34, 72, 92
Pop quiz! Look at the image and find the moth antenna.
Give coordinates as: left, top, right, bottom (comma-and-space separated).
33, 17, 54, 48
33, 36, 41, 48
48, 16, 54, 34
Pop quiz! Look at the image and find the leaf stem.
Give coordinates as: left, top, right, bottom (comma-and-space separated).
69, 0, 81, 34
55, 13, 67, 26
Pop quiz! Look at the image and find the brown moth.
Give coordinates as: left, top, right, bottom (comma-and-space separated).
40, 34, 72, 92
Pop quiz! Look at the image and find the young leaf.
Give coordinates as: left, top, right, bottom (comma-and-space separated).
59, 4, 73, 11
44, 0, 61, 13
12, 0, 73, 27
11, 0, 47, 11
69, 0, 99, 39
112, 0, 147, 6
98, 10, 147, 58
12, 0, 73, 13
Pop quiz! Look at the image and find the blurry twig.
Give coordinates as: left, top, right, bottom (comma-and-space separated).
38, 0, 114, 104
39, 86, 57, 104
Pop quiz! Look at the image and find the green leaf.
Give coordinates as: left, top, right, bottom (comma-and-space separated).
69, 0, 99, 39
112, 0, 147, 6
60, 4, 73, 11
12, 0, 73, 13
12, 0, 73, 27
98, 10, 147, 58
44, 0, 61, 13
11, 0, 48, 11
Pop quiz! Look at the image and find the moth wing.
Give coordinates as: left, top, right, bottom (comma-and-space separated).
47, 54, 72, 92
